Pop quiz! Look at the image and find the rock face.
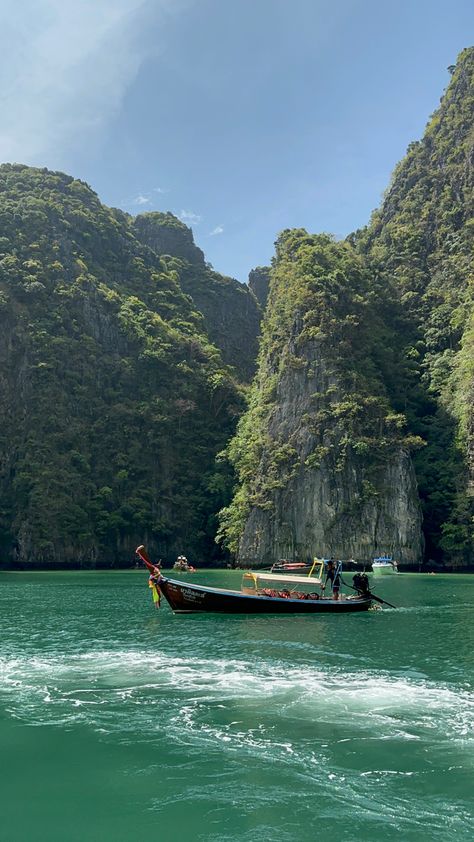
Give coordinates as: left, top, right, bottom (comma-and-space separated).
133, 211, 206, 264
238, 353, 422, 566
220, 231, 423, 567
248, 266, 270, 310
133, 212, 262, 382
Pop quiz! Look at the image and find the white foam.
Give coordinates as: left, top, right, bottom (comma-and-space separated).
1, 648, 472, 746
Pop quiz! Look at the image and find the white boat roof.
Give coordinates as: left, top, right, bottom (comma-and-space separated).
244, 572, 323, 585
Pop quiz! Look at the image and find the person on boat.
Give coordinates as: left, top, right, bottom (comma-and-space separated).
324, 559, 341, 600
174, 555, 196, 572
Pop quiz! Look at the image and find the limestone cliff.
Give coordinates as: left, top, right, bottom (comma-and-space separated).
238, 356, 422, 566
0, 164, 244, 567
219, 231, 423, 566
133, 211, 205, 265
227, 48, 474, 568
359, 47, 474, 564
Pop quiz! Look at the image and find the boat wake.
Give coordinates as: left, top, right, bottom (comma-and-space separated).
1, 648, 472, 738
1, 648, 473, 838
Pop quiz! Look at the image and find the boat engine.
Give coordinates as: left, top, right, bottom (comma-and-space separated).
352, 572, 371, 596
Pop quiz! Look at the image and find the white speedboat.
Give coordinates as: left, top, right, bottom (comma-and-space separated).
372, 556, 398, 575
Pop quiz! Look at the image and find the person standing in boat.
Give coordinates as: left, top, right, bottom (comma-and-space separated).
324, 559, 341, 600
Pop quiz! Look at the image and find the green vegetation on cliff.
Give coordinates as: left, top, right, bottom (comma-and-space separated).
220, 48, 474, 566
0, 164, 244, 567
132, 212, 262, 383
218, 230, 423, 559
356, 47, 474, 564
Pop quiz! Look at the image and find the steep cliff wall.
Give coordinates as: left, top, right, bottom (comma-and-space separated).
0, 164, 244, 567
359, 47, 474, 564
219, 231, 423, 565
238, 359, 422, 565
248, 266, 270, 310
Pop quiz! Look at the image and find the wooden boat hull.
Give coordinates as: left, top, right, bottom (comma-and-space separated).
157, 576, 372, 614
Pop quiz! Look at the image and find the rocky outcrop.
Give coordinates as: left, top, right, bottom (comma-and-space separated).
238, 344, 422, 565
133, 212, 262, 382
178, 262, 262, 382
132, 212, 205, 264
221, 231, 424, 567
248, 266, 270, 310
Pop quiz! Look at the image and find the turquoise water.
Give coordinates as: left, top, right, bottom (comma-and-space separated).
1, 570, 473, 841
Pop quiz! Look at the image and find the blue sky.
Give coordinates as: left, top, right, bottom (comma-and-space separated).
1, 0, 473, 281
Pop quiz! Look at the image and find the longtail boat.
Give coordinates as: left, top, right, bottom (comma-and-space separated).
135, 547, 376, 614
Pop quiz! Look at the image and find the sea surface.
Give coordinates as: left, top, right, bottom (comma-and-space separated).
1, 570, 473, 842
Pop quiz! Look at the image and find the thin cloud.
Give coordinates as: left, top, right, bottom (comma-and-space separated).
179, 209, 202, 225
0, 0, 189, 167
209, 225, 224, 236
133, 194, 152, 205
153, 187, 169, 194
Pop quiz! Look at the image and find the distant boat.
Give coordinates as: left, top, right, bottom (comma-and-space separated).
173, 555, 196, 573
270, 560, 314, 574
372, 556, 398, 575
270, 556, 333, 575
